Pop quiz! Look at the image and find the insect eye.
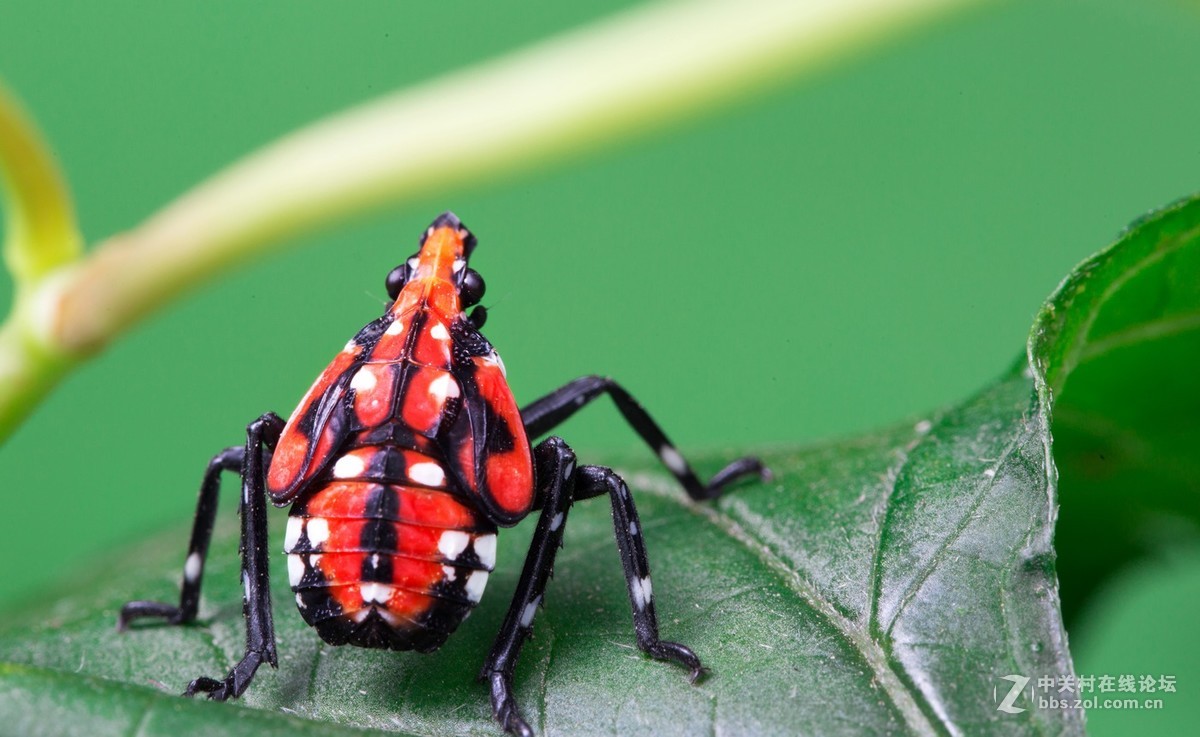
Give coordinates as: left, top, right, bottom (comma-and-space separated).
461, 269, 486, 307
385, 264, 408, 299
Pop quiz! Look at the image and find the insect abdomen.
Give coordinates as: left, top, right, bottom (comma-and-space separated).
285, 462, 496, 652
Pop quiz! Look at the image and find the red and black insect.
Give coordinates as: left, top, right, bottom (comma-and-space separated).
119, 212, 769, 736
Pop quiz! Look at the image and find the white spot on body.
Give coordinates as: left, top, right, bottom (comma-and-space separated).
465, 570, 489, 602
549, 512, 564, 532
914, 419, 933, 434
287, 555, 306, 587
333, 454, 366, 479
452, 258, 466, 273
284, 517, 303, 552
376, 609, 401, 627
629, 521, 638, 537
360, 582, 394, 605
185, 552, 202, 583
428, 373, 460, 402
386, 319, 405, 336
631, 576, 653, 610
295, 592, 307, 609
350, 608, 371, 623
660, 446, 687, 475
442, 565, 458, 582
343, 339, 358, 354
350, 367, 377, 392
520, 595, 542, 628
438, 530, 471, 560
484, 351, 507, 377
369, 553, 381, 569
429, 322, 450, 341
242, 572, 251, 601
473, 534, 498, 569
409, 461, 446, 487
306, 518, 330, 547
561, 460, 575, 481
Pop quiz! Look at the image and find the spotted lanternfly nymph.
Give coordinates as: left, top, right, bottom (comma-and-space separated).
119, 212, 769, 737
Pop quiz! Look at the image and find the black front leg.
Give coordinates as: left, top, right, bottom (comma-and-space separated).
481, 437, 576, 737
119, 412, 285, 702
520, 375, 769, 500
481, 438, 713, 736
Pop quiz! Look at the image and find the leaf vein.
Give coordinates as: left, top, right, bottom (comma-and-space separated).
866, 424, 932, 634
882, 430, 1024, 640
641, 482, 942, 737
1050, 219, 1200, 392
127, 703, 153, 737
1078, 309, 1200, 362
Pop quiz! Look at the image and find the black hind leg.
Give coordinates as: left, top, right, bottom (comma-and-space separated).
481, 437, 712, 736
573, 464, 707, 678
520, 375, 769, 500
119, 412, 285, 701
119, 446, 242, 629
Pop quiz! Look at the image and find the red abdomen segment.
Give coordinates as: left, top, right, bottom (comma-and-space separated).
285, 467, 497, 651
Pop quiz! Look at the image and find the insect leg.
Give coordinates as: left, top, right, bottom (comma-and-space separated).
574, 464, 706, 679
521, 376, 769, 500
119, 446, 243, 629
123, 412, 285, 700
480, 436, 576, 737
181, 411, 286, 700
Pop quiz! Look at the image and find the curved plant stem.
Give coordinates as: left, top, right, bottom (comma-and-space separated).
0, 82, 82, 442
0, 84, 81, 283
0, 0, 981, 444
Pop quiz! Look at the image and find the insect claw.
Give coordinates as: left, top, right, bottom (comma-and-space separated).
183, 676, 222, 698
487, 671, 533, 737
117, 600, 187, 631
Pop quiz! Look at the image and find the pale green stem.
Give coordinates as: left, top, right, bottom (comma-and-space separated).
0, 0, 981, 443
0, 83, 82, 283
0, 82, 83, 441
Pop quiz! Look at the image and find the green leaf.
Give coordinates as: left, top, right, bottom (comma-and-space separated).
2, 194, 1198, 736
1043, 198, 1200, 624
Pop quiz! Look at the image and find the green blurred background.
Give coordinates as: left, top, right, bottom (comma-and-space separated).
1, 0, 1198, 734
